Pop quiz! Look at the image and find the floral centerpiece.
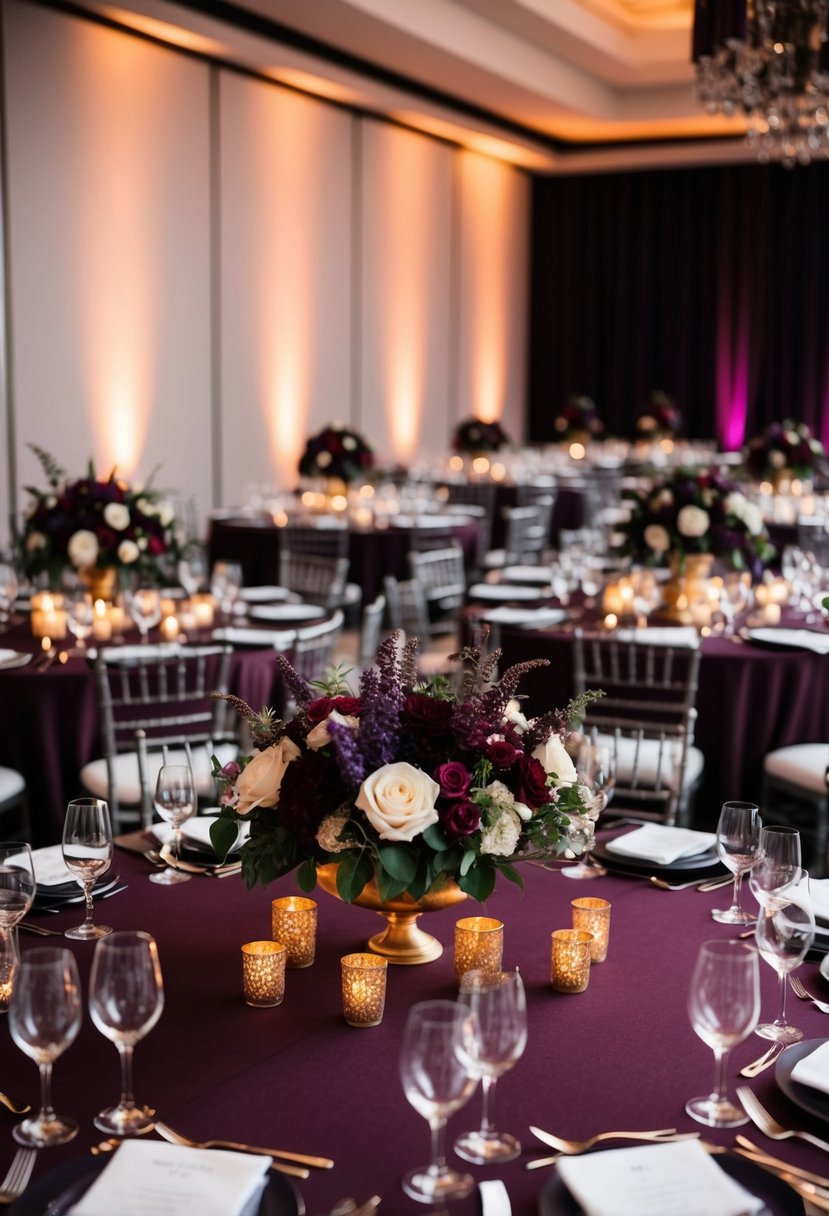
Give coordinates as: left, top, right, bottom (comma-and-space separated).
615, 465, 774, 577
635, 391, 682, 441
19, 446, 180, 590
298, 424, 375, 485
452, 417, 511, 455
743, 420, 825, 484
552, 394, 604, 444
211, 635, 598, 915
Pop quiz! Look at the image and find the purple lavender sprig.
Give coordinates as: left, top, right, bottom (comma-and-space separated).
356, 634, 403, 772
274, 653, 313, 711
327, 715, 366, 791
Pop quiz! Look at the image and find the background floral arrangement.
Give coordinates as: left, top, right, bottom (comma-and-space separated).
452, 417, 511, 454
211, 635, 598, 904
743, 419, 825, 482
615, 465, 775, 575
19, 446, 180, 587
298, 424, 375, 484
552, 394, 604, 443
635, 391, 682, 440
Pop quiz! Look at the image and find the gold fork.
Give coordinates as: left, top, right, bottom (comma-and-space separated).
735, 1085, 829, 1152
0, 1147, 37, 1205
154, 1120, 332, 1174
789, 974, 829, 1014
528, 1125, 699, 1157
739, 1041, 785, 1078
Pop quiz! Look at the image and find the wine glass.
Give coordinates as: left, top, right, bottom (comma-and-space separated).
62, 797, 113, 940
711, 801, 762, 925
749, 825, 802, 912
177, 548, 207, 597
561, 737, 613, 880
150, 765, 197, 885
719, 573, 749, 637
0, 842, 36, 932
66, 590, 94, 653
210, 561, 243, 620
0, 561, 18, 626
399, 999, 478, 1204
754, 869, 815, 1044
454, 969, 527, 1164
88, 930, 164, 1135
685, 939, 760, 1127
9, 946, 82, 1145
126, 587, 162, 643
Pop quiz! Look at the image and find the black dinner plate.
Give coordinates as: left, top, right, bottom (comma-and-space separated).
775, 1036, 829, 1125
537, 1151, 801, 1215
31, 875, 121, 910
591, 840, 723, 877
7, 1152, 305, 1216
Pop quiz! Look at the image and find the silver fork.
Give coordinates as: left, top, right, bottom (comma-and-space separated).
790, 975, 829, 1014
0, 1147, 37, 1204
736, 1085, 829, 1152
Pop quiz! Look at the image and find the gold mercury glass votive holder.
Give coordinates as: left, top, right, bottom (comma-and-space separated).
551, 929, 594, 993
341, 953, 388, 1027
454, 916, 504, 985
271, 896, 318, 969
571, 897, 611, 963
0, 932, 19, 1013
241, 940, 286, 1007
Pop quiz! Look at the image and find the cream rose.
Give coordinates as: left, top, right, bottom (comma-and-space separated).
117, 539, 140, 564
355, 761, 439, 842
67, 529, 99, 569
676, 504, 710, 538
306, 710, 359, 752
235, 737, 301, 815
644, 524, 671, 554
532, 732, 578, 786
103, 502, 130, 531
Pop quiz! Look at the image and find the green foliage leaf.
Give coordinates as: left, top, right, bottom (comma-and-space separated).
459, 849, 477, 876
376, 866, 410, 901
378, 844, 419, 883
408, 854, 434, 902
422, 824, 450, 852
459, 863, 496, 902
209, 816, 243, 863
335, 850, 374, 902
498, 862, 524, 890
296, 858, 318, 892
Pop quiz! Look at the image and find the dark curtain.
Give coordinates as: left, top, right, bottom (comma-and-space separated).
529, 162, 829, 450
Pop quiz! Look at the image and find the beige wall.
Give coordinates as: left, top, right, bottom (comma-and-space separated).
1, 0, 530, 548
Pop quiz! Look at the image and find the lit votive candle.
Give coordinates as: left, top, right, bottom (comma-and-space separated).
31, 592, 67, 640
551, 928, 593, 993
271, 896, 317, 969
454, 916, 504, 985
160, 615, 180, 642
190, 594, 215, 628
341, 953, 388, 1027
571, 897, 611, 963
91, 599, 112, 641
241, 940, 286, 1007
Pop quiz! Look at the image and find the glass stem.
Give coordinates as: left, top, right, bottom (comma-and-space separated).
479, 1075, 497, 1138
711, 1047, 728, 1103
172, 827, 183, 867
117, 1044, 137, 1111
82, 881, 95, 930
777, 970, 789, 1025
731, 870, 744, 913
428, 1116, 448, 1178
38, 1060, 55, 1122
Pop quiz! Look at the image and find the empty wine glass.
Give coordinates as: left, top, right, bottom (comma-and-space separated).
749, 825, 802, 912
754, 869, 815, 1044
9, 947, 82, 1145
126, 587, 162, 643
89, 930, 164, 1135
0, 842, 36, 932
0, 561, 18, 626
177, 547, 207, 596
711, 801, 762, 925
719, 573, 749, 637
686, 939, 760, 1128
454, 969, 527, 1164
62, 797, 113, 940
66, 590, 94, 653
399, 999, 478, 1204
210, 561, 243, 620
561, 737, 613, 880
150, 765, 197, 885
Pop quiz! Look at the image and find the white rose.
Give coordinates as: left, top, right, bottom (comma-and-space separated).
67, 529, 99, 569
480, 805, 521, 857
532, 733, 578, 786
355, 761, 439, 842
117, 539, 140, 564
159, 504, 175, 527
502, 700, 529, 733
770, 451, 786, 469
741, 503, 764, 535
644, 524, 671, 553
306, 710, 359, 752
638, 415, 656, 432
235, 737, 301, 815
725, 492, 746, 521
676, 505, 710, 538
317, 450, 332, 468
103, 502, 131, 531
654, 489, 673, 509
514, 801, 533, 822
784, 430, 799, 446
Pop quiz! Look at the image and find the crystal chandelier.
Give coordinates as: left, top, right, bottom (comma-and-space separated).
692, 0, 829, 166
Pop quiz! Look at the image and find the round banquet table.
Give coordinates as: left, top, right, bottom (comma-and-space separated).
5, 840, 829, 1216
0, 622, 286, 847
208, 515, 480, 600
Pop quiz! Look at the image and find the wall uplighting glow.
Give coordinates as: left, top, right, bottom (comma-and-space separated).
716, 291, 749, 451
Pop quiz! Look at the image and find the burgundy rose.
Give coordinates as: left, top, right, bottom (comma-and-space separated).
434, 761, 472, 800
484, 737, 522, 769
516, 754, 552, 809
306, 695, 362, 725
220, 760, 241, 781
404, 693, 453, 736
439, 799, 481, 840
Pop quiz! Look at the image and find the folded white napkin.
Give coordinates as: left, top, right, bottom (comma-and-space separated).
747, 628, 829, 655
151, 817, 249, 852
556, 1140, 763, 1216
468, 583, 548, 601
238, 586, 293, 603
501, 566, 556, 584
481, 607, 566, 627
248, 603, 324, 622
811, 879, 829, 925
615, 627, 700, 649
790, 1039, 829, 1095
28, 844, 74, 887
605, 824, 716, 865
67, 1140, 270, 1216
212, 626, 295, 650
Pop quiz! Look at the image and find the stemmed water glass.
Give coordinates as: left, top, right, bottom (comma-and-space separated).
62, 797, 113, 940
719, 574, 750, 637
754, 869, 815, 1044
66, 590, 94, 654
561, 737, 613, 880
399, 1000, 478, 1204
685, 939, 760, 1128
210, 561, 243, 621
177, 548, 207, 597
88, 930, 164, 1135
150, 765, 197, 885
749, 826, 802, 912
0, 842, 36, 934
126, 588, 162, 643
711, 801, 762, 925
454, 969, 527, 1164
0, 561, 18, 627
9, 947, 82, 1145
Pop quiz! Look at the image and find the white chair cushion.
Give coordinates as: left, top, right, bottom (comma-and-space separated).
80, 742, 238, 808
764, 744, 829, 796
0, 767, 25, 804
595, 734, 704, 793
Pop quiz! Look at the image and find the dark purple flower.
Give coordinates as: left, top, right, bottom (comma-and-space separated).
484, 737, 522, 769
439, 799, 481, 839
515, 754, 551, 809
404, 693, 453, 736
434, 761, 472, 800
306, 695, 362, 725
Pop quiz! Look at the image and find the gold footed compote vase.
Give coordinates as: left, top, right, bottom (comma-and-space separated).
316, 863, 467, 965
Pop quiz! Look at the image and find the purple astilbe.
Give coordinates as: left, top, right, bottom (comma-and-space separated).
327, 716, 366, 791
274, 653, 313, 711
357, 635, 404, 772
